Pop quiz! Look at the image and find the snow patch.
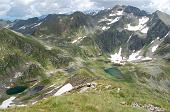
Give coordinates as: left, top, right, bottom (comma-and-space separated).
109, 13, 116, 17
110, 10, 123, 16
102, 26, 110, 30
139, 17, 149, 25
127, 50, 142, 62
54, 83, 74, 96
31, 22, 42, 28
125, 24, 140, 31
109, 48, 153, 63
98, 18, 114, 23
116, 10, 123, 16
18, 26, 26, 30
152, 45, 159, 52
164, 32, 169, 38
49, 84, 55, 88
141, 27, 149, 34
17, 104, 27, 107
141, 57, 152, 61
127, 51, 152, 62
32, 101, 38, 105
125, 17, 149, 33
107, 17, 120, 25
99, 17, 120, 25
151, 37, 160, 44
72, 40, 78, 44
127, 34, 133, 42
0, 96, 16, 109
40, 35, 43, 37
72, 36, 86, 44
109, 47, 124, 64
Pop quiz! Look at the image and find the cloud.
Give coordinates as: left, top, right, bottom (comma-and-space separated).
148, 0, 170, 14
0, 0, 170, 20
0, 0, 11, 17
1, 0, 97, 20
0, 5, 10, 16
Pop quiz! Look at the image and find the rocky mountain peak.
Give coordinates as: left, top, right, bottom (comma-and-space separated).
154, 10, 170, 26
124, 5, 149, 17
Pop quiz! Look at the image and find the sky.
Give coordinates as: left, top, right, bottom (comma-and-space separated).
0, 0, 170, 20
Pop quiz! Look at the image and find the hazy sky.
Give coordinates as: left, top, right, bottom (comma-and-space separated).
0, 0, 170, 20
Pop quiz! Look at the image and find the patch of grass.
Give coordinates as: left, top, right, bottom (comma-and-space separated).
74, 67, 96, 77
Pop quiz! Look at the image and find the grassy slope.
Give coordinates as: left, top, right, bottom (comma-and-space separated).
3, 92, 145, 112
0, 28, 72, 75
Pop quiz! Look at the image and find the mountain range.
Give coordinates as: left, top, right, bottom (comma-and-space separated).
0, 5, 170, 112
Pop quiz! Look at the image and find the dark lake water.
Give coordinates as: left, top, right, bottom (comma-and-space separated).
6, 86, 27, 95
30, 86, 44, 94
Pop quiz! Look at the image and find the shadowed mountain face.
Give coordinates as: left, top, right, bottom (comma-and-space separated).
0, 5, 170, 112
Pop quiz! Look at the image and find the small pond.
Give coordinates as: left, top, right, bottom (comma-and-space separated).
6, 86, 28, 95
30, 85, 44, 94
104, 67, 123, 79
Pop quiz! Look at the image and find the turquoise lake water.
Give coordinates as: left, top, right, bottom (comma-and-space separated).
104, 67, 123, 78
